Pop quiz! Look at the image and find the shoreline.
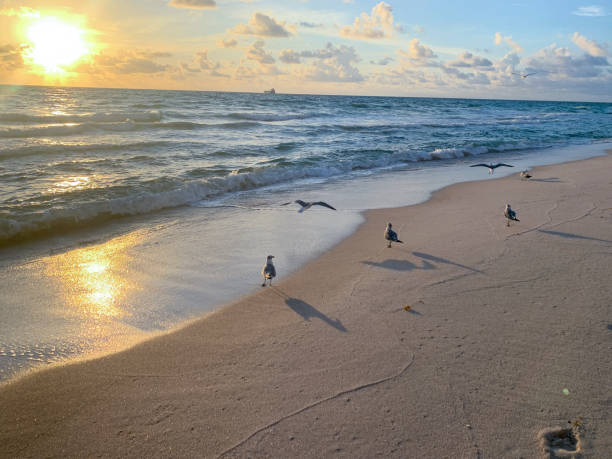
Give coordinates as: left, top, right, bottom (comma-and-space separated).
1, 151, 611, 457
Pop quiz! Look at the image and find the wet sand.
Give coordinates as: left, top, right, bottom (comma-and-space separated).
1, 152, 611, 458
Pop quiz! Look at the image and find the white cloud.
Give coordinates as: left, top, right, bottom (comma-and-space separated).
494, 32, 523, 53
340, 2, 394, 40
398, 39, 437, 66
168, 0, 216, 9
524, 44, 609, 78
572, 5, 607, 16
571, 32, 609, 57
245, 40, 275, 64
447, 51, 493, 68
231, 12, 293, 37
217, 38, 238, 48
285, 43, 364, 82
370, 56, 394, 66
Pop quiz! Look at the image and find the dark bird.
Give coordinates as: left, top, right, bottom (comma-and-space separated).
261, 255, 276, 287
470, 163, 514, 175
504, 204, 520, 226
512, 72, 537, 78
520, 170, 532, 180
282, 199, 336, 213
384, 222, 403, 248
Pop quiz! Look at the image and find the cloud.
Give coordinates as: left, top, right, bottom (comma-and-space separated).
217, 38, 238, 48
168, 0, 216, 9
370, 56, 394, 66
572, 5, 607, 16
231, 12, 293, 37
175, 50, 229, 78
398, 39, 437, 66
299, 22, 322, 29
447, 51, 493, 68
340, 1, 394, 40
279, 49, 302, 64
73, 51, 170, 75
292, 42, 364, 82
0, 43, 27, 73
0, 6, 40, 18
524, 44, 609, 78
494, 32, 523, 53
571, 32, 609, 57
245, 40, 275, 64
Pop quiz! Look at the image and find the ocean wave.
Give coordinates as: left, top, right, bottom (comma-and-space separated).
0, 141, 171, 159
0, 110, 162, 124
227, 112, 319, 122
0, 141, 545, 245
0, 120, 260, 139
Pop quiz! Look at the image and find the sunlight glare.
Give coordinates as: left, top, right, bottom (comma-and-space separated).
26, 18, 89, 73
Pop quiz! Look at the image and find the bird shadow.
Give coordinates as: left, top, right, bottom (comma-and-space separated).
361, 259, 435, 271
538, 229, 611, 244
530, 177, 562, 183
285, 298, 347, 332
412, 251, 483, 274
270, 288, 347, 332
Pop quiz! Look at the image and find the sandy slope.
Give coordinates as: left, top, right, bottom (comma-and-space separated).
1, 153, 611, 458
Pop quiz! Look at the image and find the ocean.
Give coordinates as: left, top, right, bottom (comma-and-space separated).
1, 85, 611, 382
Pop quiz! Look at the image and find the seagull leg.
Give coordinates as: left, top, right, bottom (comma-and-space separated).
387, 241, 392, 248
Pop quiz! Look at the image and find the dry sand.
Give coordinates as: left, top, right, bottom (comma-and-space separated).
1, 153, 611, 458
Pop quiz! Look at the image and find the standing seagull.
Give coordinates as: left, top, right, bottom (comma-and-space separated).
261, 255, 276, 287
470, 163, 514, 175
282, 199, 336, 213
504, 204, 520, 226
520, 170, 532, 180
385, 223, 403, 248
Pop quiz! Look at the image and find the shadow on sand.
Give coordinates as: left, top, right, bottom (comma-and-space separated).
270, 288, 347, 332
529, 177, 562, 183
538, 229, 611, 244
412, 251, 483, 273
361, 259, 435, 271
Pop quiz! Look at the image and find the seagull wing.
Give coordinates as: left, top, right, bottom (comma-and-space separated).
524, 73, 536, 77
497, 163, 514, 168
313, 201, 336, 210
280, 201, 292, 206
470, 164, 490, 168
294, 200, 308, 207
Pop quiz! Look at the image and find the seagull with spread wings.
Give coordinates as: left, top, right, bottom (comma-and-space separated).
282, 199, 337, 213
470, 163, 514, 175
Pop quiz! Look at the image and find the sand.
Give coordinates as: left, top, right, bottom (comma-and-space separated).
1, 152, 611, 458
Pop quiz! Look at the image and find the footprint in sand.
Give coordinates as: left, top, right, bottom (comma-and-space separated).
538, 426, 581, 458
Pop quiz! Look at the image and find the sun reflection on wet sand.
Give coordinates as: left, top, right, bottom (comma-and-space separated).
44, 232, 145, 319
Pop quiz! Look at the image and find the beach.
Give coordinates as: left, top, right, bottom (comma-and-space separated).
1, 152, 610, 458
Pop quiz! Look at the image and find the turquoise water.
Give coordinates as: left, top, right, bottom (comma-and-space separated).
1, 86, 611, 245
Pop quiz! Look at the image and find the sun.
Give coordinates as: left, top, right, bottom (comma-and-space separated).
26, 18, 89, 73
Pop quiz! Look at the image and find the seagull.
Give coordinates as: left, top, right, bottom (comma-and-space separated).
470, 163, 514, 175
261, 255, 276, 287
504, 204, 520, 226
520, 170, 532, 180
281, 199, 337, 213
512, 72, 537, 79
385, 223, 403, 248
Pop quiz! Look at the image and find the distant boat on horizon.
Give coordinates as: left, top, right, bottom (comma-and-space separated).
263, 88, 276, 95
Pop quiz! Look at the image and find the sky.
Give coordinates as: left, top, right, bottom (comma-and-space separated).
0, 0, 611, 101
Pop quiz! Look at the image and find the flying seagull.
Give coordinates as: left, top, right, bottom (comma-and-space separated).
470, 163, 514, 175
261, 255, 276, 287
512, 72, 537, 79
520, 170, 532, 180
385, 222, 403, 248
504, 204, 520, 226
281, 199, 337, 213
